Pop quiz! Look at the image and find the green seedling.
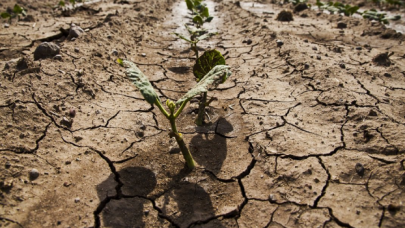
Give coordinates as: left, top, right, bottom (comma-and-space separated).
316, 0, 359, 16
174, 24, 217, 58
287, 0, 308, 5
185, 0, 214, 28
117, 58, 231, 169
1, 4, 27, 22
369, 0, 404, 8
362, 9, 401, 24
59, 0, 84, 8
193, 50, 226, 126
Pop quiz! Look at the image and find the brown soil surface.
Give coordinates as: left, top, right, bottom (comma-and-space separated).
1, 0, 405, 227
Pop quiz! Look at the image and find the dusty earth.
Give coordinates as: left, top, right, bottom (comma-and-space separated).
1, 0, 405, 227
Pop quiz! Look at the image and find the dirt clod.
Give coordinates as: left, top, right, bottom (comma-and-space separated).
337, 22, 347, 29
355, 163, 365, 176
294, 3, 308, 13
372, 52, 392, 67
33, 42, 60, 60
68, 24, 85, 39
276, 10, 293, 22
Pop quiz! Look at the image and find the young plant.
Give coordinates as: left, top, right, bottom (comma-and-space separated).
362, 9, 401, 24
117, 58, 231, 169
185, 0, 214, 28
316, 0, 359, 16
174, 24, 217, 58
193, 50, 226, 126
1, 4, 27, 23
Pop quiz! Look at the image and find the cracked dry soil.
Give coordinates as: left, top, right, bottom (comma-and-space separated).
1, 0, 405, 227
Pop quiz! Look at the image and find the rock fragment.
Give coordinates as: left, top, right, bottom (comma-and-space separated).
33, 42, 60, 60
68, 24, 85, 40
29, 168, 39, 180
294, 3, 308, 13
276, 10, 293, 22
373, 52, 392, 67
355, 163, 365, 176
337, 22, 347, 29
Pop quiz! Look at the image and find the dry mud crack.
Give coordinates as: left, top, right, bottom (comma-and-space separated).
1, 0, 405, 227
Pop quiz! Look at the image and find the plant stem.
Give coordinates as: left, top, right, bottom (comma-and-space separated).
155, 99, 170, 118
195, 92, 207, 126
169, 117, 196, 169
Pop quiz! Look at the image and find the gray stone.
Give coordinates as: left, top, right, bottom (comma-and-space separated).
29, 168, 39, 180
68, 25, 85, 39
53, 54, 62, 61
33, 42, 60, 60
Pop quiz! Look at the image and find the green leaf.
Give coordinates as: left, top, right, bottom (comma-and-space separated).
201, 5, 209, 18
122, 60, 160, 105
196, 32, 217, 41
173, 33, 193, 43
205, 16, 214, 22
70, 0, 76, 5
185, 0, 194, 10
1, 12, 11, 18
13, 4, 23, 14
193, 50, 225, 81
387, 15, 401, 21
185, 24, 206, 35
177, 65, 231, 105
59, 1, 66, 7
116, 58, 123, 66
193, 15, 203, 25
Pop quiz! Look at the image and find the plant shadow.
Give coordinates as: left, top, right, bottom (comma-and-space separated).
96, 165, 225, 227
96, 166, 157, 228
190, 117, 233, 174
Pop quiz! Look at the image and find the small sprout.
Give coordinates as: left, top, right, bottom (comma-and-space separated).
1, 4, 27, 23
116, 58, 124, 66
121, 59, 231, 169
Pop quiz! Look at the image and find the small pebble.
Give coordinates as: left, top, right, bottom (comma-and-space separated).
74, 47, 80, 53
244, 39, 252, 45
276, 40, 284, 47
5, 161, 11, 168
29, 169, 39, 180
141, 53, 146, 57
387, 204, 400, 213
337, 22, 347, 29
112, 49, 118, 56
69, 109, 76, 118
74, 197, 80, 203
136, 131, 145, 138
339, 63, 346, 69
316, 55, 321, 60
355, 163, 365, 176
356, 46, 362, 50
312, 46, 318, 51
144, 210, 150, 216
53, 54, 62, 61
4, 23, 10, 28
